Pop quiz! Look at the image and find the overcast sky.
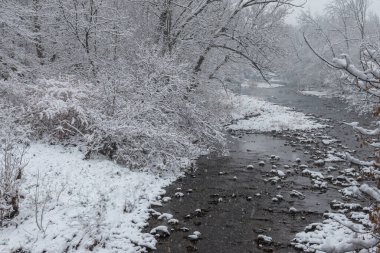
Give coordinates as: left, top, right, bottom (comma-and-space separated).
286, 0, 380, 25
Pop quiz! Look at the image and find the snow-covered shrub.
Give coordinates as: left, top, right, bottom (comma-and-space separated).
23, 78, 93, 140
85, 47, 226, 169
0, 47, 226, 171
0, 139, 28, 225
332, 43, 380, 250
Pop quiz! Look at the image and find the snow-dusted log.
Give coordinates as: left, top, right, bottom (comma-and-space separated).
360, 184, 380, 202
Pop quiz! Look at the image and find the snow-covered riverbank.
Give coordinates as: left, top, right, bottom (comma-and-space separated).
0, 143, 182, 253
228, 93, 327, 132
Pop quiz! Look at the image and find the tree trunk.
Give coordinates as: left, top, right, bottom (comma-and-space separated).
32, 0, 44, 64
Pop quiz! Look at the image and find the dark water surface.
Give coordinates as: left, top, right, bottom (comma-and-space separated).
147, 83, 375, 253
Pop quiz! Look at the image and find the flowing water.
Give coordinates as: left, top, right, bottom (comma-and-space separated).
147, 82, 375, 253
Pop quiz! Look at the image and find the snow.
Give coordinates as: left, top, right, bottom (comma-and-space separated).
302, 169, 324, 179
360, 184, 380, 201
345, 122, 380, 136
228, 94, 327, 132
322, 139, 337, 145
257, 234, 273, 244
158, 213, 173, 220
277, 170, 286, 177
255, 81, 284, 88
0, 143, 178, 253
150, 226, 170, 236
292, 213, 378, 253
299, 90, 331, 98
340, 186, 362, 198
325, 153, 346, 162
167, 219, 179, 225
345, 153, 375, 166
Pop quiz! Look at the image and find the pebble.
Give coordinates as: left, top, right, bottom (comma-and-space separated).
175, 192, 184, 198
188, 234, 199, 241
168, 219, 179, 225
162, 197, 172, 203
277, 170, 285, 177
276, 194, 283, 200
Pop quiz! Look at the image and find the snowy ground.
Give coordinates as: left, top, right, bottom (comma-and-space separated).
293, 211, 378, 253
227, 93, 327, 132
0, 143, 181, 253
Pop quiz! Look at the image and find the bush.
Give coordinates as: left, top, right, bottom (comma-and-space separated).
0, 139, 28, 226
0, 47, 227, 171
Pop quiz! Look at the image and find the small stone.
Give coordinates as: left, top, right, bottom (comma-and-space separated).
175, 192, 184, 198
188, 234, 199, 241
257, 235, 273, 245
150, 226, 170, 237
247, 164, 254, 170
259, 161, 265, 166
247, 196, 252, 201
168, 219, 179, 225
162, 197, 172, 203
277, 170, 285, 177
193, 231, 201, 237
314, 159, 325, 166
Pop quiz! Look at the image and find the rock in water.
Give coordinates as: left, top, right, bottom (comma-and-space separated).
150, 226, 170, 237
